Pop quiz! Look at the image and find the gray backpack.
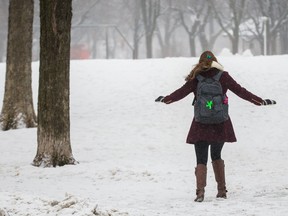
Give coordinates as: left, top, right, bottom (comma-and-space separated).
193, 72, 229, 124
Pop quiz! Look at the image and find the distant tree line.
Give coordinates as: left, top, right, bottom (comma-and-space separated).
69, 0, 288, 58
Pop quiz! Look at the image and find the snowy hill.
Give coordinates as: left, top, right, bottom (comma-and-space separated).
0, 56, 288, 215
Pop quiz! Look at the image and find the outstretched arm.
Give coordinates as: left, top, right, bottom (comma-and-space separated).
155, 80, 196, 104
224, 72, 276, 106
224, 73, 264, 105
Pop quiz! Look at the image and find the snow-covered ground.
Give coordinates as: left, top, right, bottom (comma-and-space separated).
0, 55, 287, 216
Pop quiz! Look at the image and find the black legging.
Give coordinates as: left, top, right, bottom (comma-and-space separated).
194, 141, 224, 165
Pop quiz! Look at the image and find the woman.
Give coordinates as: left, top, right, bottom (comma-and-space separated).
155, 51, 276, 202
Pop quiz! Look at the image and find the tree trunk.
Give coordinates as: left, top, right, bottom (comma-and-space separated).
146, 33, 153, 58
280, 24, 288, 54
105, 28, 110, 59
199, 26, 209, 51
133, 36, 139, 59
189, 36, 196, 57
141, 0, 160, 58
0, 0, 36, 130
132, 0, 141, 59
32, 0, 76, 167
231, 29, 239, 54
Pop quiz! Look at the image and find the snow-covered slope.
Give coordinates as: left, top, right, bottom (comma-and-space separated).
0, 56, 287, 215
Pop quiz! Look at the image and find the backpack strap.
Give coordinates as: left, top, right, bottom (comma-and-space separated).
193, 75, 205, 105
196, 74, 205, 82
213, 71, 223, 81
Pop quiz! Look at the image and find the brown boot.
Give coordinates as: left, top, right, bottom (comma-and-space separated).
212, 159, 227, 198
194, 164, 207, 202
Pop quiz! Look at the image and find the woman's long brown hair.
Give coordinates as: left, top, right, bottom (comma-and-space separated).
185, 51, 218, 81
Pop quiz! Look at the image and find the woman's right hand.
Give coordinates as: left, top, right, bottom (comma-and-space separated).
155, 96, 164, 102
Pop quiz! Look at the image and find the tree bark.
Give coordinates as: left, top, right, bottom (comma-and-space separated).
0, 0, 36, 130
32, 0, 76, 167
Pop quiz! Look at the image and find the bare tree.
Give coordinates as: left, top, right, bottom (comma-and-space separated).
130, 0, 143, 59
241, 0, 288, 55
71, 0, 101, 58
177, 0, 211, 56
33, 0, 76, 167
256, 0, 288, 54
0, 0, 36, 130
279, 22, 288, 54
210, 0, 247, 54
156, 0, 180, 57
115, 0, 145, 59
140, 0, 161, 58
277, 0, 288, 54
198, 2, 224, 52
239, 1, 266, 54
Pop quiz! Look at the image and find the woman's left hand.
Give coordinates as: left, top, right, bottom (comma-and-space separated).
262, 99, 276, 105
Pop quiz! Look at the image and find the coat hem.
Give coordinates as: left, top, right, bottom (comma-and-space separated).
186, 139, 237, 145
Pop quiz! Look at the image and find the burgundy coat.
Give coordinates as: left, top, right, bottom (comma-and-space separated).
163, 68, 263, 144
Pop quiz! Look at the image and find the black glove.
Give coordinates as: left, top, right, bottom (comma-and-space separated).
262, 99, 276, 105
155, 96, 165, 102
